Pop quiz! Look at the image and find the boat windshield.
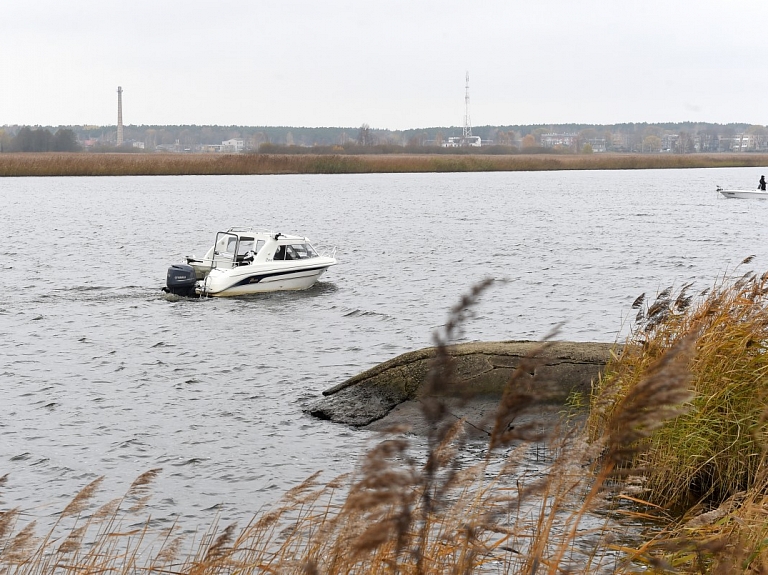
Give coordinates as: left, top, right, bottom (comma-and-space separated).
272, 243, 319, 261
237, 237, 255, 255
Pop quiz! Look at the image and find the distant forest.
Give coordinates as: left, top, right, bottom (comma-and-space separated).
1, 121, 767, 154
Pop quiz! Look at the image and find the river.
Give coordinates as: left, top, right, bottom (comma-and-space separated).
1, 167, 766, 534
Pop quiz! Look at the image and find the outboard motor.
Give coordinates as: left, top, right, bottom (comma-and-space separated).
164, 264, 198, 297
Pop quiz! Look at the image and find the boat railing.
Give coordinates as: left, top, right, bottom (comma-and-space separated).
226, 226, 274, 235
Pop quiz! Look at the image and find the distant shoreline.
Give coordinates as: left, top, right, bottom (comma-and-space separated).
1, 152, 767, 177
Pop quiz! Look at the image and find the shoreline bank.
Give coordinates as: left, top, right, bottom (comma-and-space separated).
2, 151, 768, 177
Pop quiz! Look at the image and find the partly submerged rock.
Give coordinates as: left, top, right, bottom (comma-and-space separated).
308, 340, 617, 427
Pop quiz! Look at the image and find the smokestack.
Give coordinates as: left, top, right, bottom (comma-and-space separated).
116, 86, 124, 146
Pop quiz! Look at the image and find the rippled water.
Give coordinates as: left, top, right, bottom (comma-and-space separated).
1, 167, 767, 532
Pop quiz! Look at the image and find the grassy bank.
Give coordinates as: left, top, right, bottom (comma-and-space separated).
1, 151, 768, 176
5, 273, 768, 573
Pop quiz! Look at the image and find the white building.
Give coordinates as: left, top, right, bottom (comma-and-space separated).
442, 135, 481, 148
222, 138, 245, 153
541, 133, 578, 148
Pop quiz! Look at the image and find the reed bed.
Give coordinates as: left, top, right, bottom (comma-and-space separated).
585, 259, 768, 572
591, 259, 768, 510
1, 280, 708, 574
2, 152, 768, 177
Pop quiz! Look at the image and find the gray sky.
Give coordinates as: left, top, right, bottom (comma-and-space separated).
3, 0, 767, 130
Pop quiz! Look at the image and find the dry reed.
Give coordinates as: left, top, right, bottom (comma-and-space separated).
584, 261, 768, 572
2, 152, 768, 177
591, 260, 768, 511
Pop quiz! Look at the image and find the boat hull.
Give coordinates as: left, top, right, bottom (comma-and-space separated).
198, 259, 335, 297
718, 188, 768, 199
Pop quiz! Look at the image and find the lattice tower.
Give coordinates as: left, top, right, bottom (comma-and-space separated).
463, 72, 472, 139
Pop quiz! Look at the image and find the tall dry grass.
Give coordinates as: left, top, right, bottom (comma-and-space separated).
590, 258, 768, 511
0, 280, 704, 573
585, 259, 768, 572
2, 152, 768, 176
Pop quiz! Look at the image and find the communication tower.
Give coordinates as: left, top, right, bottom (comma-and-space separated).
442, 72, 481, 148
116, 86, 124, 146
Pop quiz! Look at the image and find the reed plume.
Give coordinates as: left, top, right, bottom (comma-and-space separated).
60, 476, 104, 518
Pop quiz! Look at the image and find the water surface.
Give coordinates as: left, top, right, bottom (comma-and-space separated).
1, 167, 766, 530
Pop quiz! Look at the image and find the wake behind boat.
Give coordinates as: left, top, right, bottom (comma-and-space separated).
164, 227, 337, 297
717, 186, 768, 200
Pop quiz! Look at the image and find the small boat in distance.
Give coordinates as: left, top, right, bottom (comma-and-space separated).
164, 227, 337, 297
717, 186, 768, 200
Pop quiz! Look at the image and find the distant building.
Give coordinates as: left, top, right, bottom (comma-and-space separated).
612, 133, 631, 151
586, 138, 606, 152
222, 138, 244, 153
442, 135, 481, 148
718, 133, 768, 152
541, 133, 577, 148
661, 134, 679, 153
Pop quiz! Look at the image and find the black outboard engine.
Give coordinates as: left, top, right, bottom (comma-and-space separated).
164, 264, 198, 297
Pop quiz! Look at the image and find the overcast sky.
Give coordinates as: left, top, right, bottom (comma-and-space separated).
3, 1, 768, 130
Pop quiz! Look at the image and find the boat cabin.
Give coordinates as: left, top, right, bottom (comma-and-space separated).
203, 228, 320, 271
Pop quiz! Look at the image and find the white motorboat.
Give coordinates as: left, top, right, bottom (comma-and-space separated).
164, 227, 337, 297
717, 186, 768, 200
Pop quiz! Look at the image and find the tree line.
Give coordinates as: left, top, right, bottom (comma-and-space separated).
0, 127, 80, 152
2, 121, 767, 154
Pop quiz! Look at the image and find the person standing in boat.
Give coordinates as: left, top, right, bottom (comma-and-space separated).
760, 175, 767, 191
